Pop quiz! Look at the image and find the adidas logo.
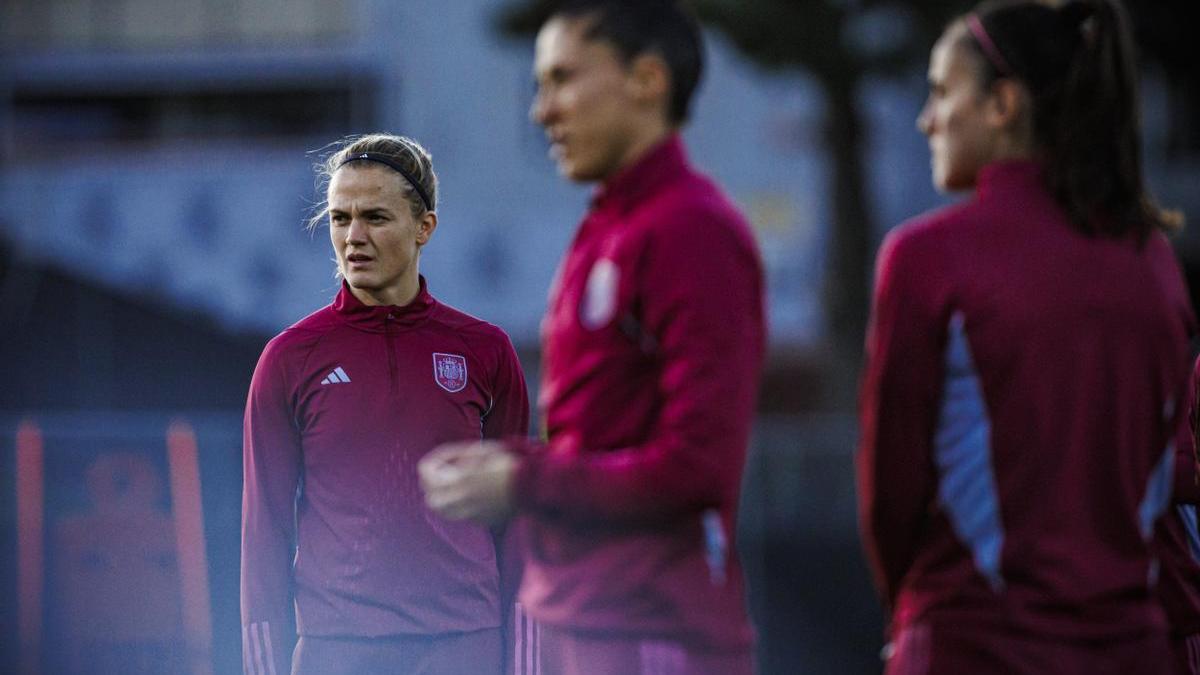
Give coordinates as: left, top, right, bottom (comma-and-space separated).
321, 367, 352, 385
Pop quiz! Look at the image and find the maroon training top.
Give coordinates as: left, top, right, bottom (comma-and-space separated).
241, 278, 529, 675
858, 160, 1195, 643
511, 135, 766, 649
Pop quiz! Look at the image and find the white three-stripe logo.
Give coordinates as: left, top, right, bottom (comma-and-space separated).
320, 366, 351, 385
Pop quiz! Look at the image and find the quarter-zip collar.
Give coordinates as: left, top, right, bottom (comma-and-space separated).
590, 133, 689, 215
332, 275, 438, 332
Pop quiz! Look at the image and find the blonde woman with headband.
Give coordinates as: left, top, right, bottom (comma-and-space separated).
240, 134, 529, 675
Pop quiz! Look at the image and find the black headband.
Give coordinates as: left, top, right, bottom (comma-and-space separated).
337, 152, 433, 212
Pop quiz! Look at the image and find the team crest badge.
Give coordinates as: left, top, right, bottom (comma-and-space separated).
432, 353, 468, 392
580, 258, 619, 329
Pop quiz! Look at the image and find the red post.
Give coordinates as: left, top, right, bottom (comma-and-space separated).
167, 419, 214, 675
16, 419, 44, 675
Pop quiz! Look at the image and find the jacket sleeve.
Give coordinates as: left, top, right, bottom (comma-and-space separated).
479, 331, 531, 675
512, 208, 765, 525
241, 336, 302, 675
482, 333, 531, 442
856, 228, 944, 609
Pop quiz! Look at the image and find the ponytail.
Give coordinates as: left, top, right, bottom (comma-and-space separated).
963, 0, 1181, 240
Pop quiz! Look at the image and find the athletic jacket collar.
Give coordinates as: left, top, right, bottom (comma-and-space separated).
976, 159, 1045, 202
333, 276, 437, 332
591, 133, 689, 214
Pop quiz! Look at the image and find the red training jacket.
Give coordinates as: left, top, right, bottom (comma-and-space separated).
241, 278, 529, 675
512, 135, 766, 649
858, 160, 1195, 643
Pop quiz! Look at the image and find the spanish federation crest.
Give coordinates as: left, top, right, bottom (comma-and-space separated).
580, 258, 619, 329
432, 353, 468, 393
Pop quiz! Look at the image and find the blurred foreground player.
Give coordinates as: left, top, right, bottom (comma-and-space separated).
857, 1, 1195, 673
240, 134, 529, 675
420, 2, 765, 674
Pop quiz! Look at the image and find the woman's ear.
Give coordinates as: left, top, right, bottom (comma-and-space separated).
628, 52, 670, 108
987, 78, 1030, 132
416, 211, 438, 246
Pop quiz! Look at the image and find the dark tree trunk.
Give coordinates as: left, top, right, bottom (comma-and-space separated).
822, 76, 873, 371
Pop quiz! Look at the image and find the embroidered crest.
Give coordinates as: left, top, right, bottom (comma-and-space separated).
432, 353, 468, 393
579, 258, 619, 329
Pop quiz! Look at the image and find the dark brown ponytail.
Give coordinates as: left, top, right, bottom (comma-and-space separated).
962, 0, 1181, 240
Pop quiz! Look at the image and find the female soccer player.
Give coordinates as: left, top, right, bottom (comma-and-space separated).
240, 134, 529, 675
857, 1, 1194, 672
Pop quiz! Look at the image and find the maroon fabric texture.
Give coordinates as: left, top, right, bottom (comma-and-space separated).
885, 619, 1172, 675
536, 624, 753, 675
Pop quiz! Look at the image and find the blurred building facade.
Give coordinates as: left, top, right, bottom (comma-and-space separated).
3, 0, 1197, 343
0, 0, 953, 347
